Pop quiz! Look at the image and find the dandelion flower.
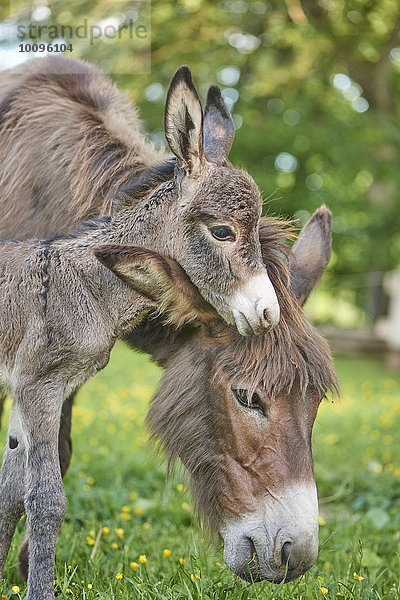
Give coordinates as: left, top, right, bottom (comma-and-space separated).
130, 561, 139, 570
353, 572, 364, 581
86, 536, 95, 546
320, 587, 328, 596
103, 526, 110, 534
177, 483, 184, 492
66, 589, 72, 594
89, 530, 95, 537
179, 557, 184, 564
121, 512, 131, 521
163, 549, 171, 558
190, 574, 195, 582
139, 555, 147, 564
215, 562, 221, 567
134, 507, 142, 515
111, 542, 118, 549
181, 502, 189, 511
115, 528, 124, 539
87, 584, 93, 590
86, 477, 95, 485
115, 573, 123, 580
11, 587, 20, 594
121, 505, 130, 512
318, 516, 326, 526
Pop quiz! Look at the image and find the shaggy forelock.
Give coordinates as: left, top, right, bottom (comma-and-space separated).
212, 217, 339, 400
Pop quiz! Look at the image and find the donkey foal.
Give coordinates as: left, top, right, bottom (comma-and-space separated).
0, 229, 209, 600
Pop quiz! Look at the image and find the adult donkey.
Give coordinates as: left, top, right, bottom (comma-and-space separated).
0, 57, 337, 585
0, 56, 279, 336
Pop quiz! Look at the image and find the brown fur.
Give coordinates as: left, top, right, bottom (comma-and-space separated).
0, 56, 167, 239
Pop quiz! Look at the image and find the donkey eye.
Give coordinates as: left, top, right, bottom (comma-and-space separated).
210, 226, 236, 242
232, 389, 266, 416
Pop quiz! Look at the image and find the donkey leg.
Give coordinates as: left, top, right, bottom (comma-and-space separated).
17, 385, 66, 600
18, 393, 75, 580
0, 434, 26, 577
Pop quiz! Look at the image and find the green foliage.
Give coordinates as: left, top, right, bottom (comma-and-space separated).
0, 346, 399, 599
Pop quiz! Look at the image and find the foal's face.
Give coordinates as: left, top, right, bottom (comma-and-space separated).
213, 368, 321, 583
171, 164, 280, 336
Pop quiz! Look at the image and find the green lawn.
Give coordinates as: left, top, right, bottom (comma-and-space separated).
0, 345, 399, 599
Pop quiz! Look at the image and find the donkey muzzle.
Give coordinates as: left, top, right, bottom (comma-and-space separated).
220, 483, 319, 582
230, 273, 280, 336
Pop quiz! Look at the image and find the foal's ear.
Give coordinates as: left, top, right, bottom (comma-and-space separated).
164, 66, 204, 176
203, 86, 235, 164
289, 206, 332, 306
93, 244, 217, 327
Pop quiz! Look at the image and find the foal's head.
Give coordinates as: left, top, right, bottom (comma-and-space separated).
96, 207, 338, 583
114, 67, 279, 335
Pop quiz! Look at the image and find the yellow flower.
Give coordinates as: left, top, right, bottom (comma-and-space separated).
163, 549, 172, 558
129, 491, 138, 500
11, 587, 20, 594
115, 573, 123, 580
2, 596, 8, 600
121, 505, 130, 512
89, 530, 95, 537
134, 507, 142, 515
121, 512, 131, 520
215, 562, 221, 567
320, 587, 328, 596
103, 526, 110, 534
86, 536, 95, 546
139, 554, 147, 564
318, 516, 326, 526
179, 557, 184, 564
86, 476, 95, 485
111, 542, 118, 549
66, 589, 72, 594
87, 584, 93, 590
181, 502, 189, 511
190, 574, 195, 582
353, 572, 364, 581
130, 561, 139, 570
115, 528, 124, 539
177, 483, 184, 492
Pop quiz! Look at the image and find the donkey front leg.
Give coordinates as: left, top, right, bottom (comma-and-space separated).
17, 385, 66, 600
18, 393, 75, 581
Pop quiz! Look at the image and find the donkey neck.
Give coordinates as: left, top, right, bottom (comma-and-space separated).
109, 179, 180, 254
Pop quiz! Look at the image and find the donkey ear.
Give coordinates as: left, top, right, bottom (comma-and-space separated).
203, 86, 235, 164
289, 206, 332, 306
164, 66, 204, 175
93, 244, 217, 327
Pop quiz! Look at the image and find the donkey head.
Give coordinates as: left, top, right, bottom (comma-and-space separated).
162, 67, 279, 336
96, 206, 338, 583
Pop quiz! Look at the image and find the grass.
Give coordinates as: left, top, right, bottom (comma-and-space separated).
0, 345, 399, 599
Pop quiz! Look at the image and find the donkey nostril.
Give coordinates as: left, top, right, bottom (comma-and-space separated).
263, 308, 271, 324
281, 541, 292, 568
